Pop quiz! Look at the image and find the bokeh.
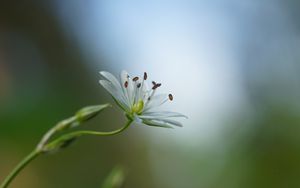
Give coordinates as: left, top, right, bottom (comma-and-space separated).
1, 1, 300, 188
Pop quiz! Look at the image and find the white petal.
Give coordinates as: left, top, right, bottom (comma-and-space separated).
143, 94, 168, 111
133, 81, 142, 104
99, 80, 119, 97
99, 80, 129, 109
142, 81, 150, 93
159, 119, 183, 127
141, 85, 151, 103
120, 70, 129, 83
141, 117, 183, 127
99, 71, 122, 90
142, 119, 174, 129
141, 111, 188, 118
127, 78, 135, 105
120, 70, 132, 106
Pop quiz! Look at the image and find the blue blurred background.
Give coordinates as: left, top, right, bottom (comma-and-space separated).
1, 1, 300, 187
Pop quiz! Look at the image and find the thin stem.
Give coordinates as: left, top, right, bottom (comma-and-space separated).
69, 119, 133, 136
46, 119, 133, 149
0, 149, 41, 188
0, 119, 133, 188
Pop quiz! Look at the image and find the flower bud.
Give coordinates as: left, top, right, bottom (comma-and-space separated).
43, 135, 79, 153
56, 116, 78, 131
75, 104, 111, 123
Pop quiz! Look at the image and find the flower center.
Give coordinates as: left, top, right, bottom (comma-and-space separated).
132, 100, 144, 115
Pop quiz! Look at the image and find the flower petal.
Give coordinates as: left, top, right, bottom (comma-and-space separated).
143, 94, 168, 111
127, 78, 135, 105
141, 84, 151, 103
100, 71, 122, 90
112, 96, 130, 113
99, 80, 119, 98
141, 111, 188, 118
142, 119, 174, 129
120, 70, 133, 106
120, 70, 129, 83
159, 118, 183, 127
140, 115, 183, 127
99, 80, 129, 109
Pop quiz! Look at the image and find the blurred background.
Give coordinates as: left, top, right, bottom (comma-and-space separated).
1, 1, 300, 187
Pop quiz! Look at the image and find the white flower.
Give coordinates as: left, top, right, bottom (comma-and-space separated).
99, 70, 187, 128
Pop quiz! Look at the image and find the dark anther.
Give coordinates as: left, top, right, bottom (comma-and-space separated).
168, 94, 173, 101
144, 72, 148, 80
124, 81, 128, 88
152, 81, 156, 85
133, 77, 139, 81
152, 83, 161, 90
137, 83, 141, 88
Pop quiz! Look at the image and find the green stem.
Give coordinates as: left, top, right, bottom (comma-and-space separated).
46, 119, 133, 149
0, 119, 133, 188
70, 119, 132, 136
0, 149, 41, 188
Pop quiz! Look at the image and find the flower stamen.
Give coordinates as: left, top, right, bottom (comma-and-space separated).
152, 83, 161, 90
157, 94, 174, 107
133, 77, 139, 82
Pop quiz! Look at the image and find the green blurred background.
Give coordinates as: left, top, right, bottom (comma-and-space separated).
1, 1, 300, 187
